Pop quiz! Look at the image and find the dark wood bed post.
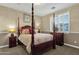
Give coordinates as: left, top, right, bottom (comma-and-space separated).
18, 17, 20, 37
53, 13, 55, 33
53, 13, 56, 49
31, 3, 35, 54
17, 17, 21, 44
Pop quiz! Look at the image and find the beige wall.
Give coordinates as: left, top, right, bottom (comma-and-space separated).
41, 14, 53, 32
55, 4, 79, 47
55, 4, 79, 33
0, 6, 22, 46
41, 4, 79, 33
0, 6, 18, 32
34, 16, 42, 31
41, 4, 79, 47
0, 6, 42, 46
56, 4, 79, 46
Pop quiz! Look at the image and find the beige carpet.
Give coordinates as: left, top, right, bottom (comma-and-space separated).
0, 45, 79, 55
43, 45, 79, 55
0, 45, 27, 55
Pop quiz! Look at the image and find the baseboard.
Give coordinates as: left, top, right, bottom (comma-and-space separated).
64, 43, 79, 49
0, 45, 8, 48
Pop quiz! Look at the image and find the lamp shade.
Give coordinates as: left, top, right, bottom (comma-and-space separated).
8, 28, 16, 33
8, 25, 16, 33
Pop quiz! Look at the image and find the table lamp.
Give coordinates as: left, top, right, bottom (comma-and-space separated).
35, 23, 40, 33
8, 25, 16, 36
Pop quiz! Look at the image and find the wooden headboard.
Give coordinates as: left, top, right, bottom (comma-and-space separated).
20, 25, 32, 34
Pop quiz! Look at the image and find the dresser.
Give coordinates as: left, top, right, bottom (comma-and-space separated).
54, 33, 64, 46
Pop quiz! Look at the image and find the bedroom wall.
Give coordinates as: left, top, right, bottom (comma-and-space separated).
0, 6, 23, 46
55, 4, 79, 47
34, 16, 42, 31
55, 4, 79, 33
41, 4, 79, 47
0, 6, 42, 46
41, 14, 53, 32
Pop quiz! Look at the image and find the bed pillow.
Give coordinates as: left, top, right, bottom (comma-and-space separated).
29, 27, 32, 34
20, 26, 36, 34
29, 27, 36, 34
21, 29, 30, 34
25, 29, 30, 34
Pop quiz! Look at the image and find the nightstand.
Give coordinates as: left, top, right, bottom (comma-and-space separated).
9, 34, 17, 48
54, 33, 64, 46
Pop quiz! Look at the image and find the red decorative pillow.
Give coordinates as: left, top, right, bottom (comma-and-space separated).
20, 25, 32, 34
29, 27, 32, 34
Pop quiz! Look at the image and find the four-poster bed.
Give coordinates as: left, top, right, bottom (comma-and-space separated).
17, 3, 56, 55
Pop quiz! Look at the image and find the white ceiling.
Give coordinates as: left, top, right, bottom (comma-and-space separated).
0, 3, 76, 16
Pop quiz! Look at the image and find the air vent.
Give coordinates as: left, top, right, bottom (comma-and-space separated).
51, 6, 56, 9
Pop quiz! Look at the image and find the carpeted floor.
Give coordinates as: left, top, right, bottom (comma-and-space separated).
0, 45, 27, 55
0, 45, 79, 55
43, 45, 79, 55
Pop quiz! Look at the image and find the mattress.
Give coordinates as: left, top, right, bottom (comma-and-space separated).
19, 33, 53, 45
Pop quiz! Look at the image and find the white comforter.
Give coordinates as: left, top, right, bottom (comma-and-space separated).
34, 33, 53, 45
19, 33, 53, 54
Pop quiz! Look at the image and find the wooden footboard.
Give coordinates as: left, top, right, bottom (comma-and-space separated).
18, 39, 56, 55
32, 40, 55, 55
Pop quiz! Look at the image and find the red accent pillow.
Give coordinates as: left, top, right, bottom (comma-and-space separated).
20, 25, 36, 34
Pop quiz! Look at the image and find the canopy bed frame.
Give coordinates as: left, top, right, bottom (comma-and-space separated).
17, 3, 56, 55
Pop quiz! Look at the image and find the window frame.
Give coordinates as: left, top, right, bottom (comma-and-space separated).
55, 11, 70, 33
50, 16, 53, 32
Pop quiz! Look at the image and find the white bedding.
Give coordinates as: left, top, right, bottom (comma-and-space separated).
34, 33, 53, 45
19, 33, 53, 54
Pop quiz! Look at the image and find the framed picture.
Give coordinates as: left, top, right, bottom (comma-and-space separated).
24, 15, 30, 23
23, 15, 31, 25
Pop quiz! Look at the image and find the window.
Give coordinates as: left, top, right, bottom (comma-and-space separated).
55, 12, 70, 33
